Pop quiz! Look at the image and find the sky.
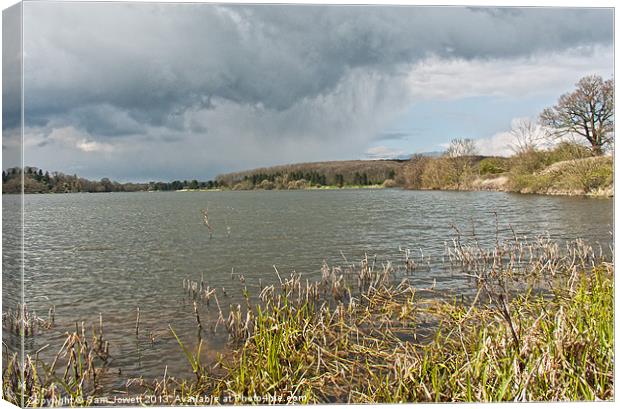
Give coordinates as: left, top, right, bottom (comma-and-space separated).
2, 3, 614, 182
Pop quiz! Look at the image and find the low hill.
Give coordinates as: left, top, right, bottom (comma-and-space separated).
216, 160, 407, 189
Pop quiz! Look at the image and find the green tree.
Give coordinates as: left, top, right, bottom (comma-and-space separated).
361, 172, 368, 185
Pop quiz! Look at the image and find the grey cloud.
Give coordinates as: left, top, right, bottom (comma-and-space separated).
66, 104, 147, 137
374, 132, 419, 141
7, 3, 614, 180
3, 4, 22, 170
2, 4, 21, 131
21, 4, 613, 134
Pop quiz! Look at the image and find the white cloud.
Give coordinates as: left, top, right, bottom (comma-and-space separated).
405, 45, 613, 101
365, 145, 406, 159
76, 140, 114, 153
473, 131, 515, 157
471, 117, 595, 157
46, 127, 115, 153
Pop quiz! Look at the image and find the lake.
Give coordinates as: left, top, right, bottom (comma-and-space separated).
2, 189, 613, 389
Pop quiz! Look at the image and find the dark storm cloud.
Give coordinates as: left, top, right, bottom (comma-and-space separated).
3, 4, 22, 170
2, 4, 21, 131
21, 4, 613, 137
66, 105, 146, 137
6, 3, 613, 180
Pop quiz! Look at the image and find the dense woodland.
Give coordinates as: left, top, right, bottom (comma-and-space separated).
1, 167, 222, 194
2, 160, 402, 194
215, 160, 404, 190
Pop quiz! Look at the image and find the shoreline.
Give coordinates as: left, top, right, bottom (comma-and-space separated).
4, 155, 613, 198
173, 181, 613, 198
4, 185, 613, 198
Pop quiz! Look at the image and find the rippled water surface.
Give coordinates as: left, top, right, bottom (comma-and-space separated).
2, 190, 613, 387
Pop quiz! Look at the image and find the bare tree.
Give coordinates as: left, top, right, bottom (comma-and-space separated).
444, 138, 478, 188
403, 154, 430, 189
445, 138, 478, 158
540, 75, 614, 155
509, 118, 549, 154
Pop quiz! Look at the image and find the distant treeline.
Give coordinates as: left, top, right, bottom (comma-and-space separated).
213, 140, 612, 196
3, 160, 404, 194
1, 167, 222, 194
3, 141, 611, 196
215, 160, 404, 190
2, 167, 147, 194
148, 179, 223, 191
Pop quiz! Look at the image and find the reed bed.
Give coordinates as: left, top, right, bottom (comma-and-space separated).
3, 226, 614, 405
2, 319, 110, 407
2, 304, 55, 338
152, 228, 613, 404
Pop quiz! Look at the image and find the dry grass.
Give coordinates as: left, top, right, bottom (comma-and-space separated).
2, 305, 55, 338
150, 225, 614, 404
2, 319, 110, 407
3, 226, 614, 405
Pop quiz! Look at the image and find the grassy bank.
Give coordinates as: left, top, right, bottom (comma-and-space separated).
3, 230, 614, 405
208, 143, 612, 197
209, 266, 613, 403
403, 143, 613, 197
507, 155, 613, 196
